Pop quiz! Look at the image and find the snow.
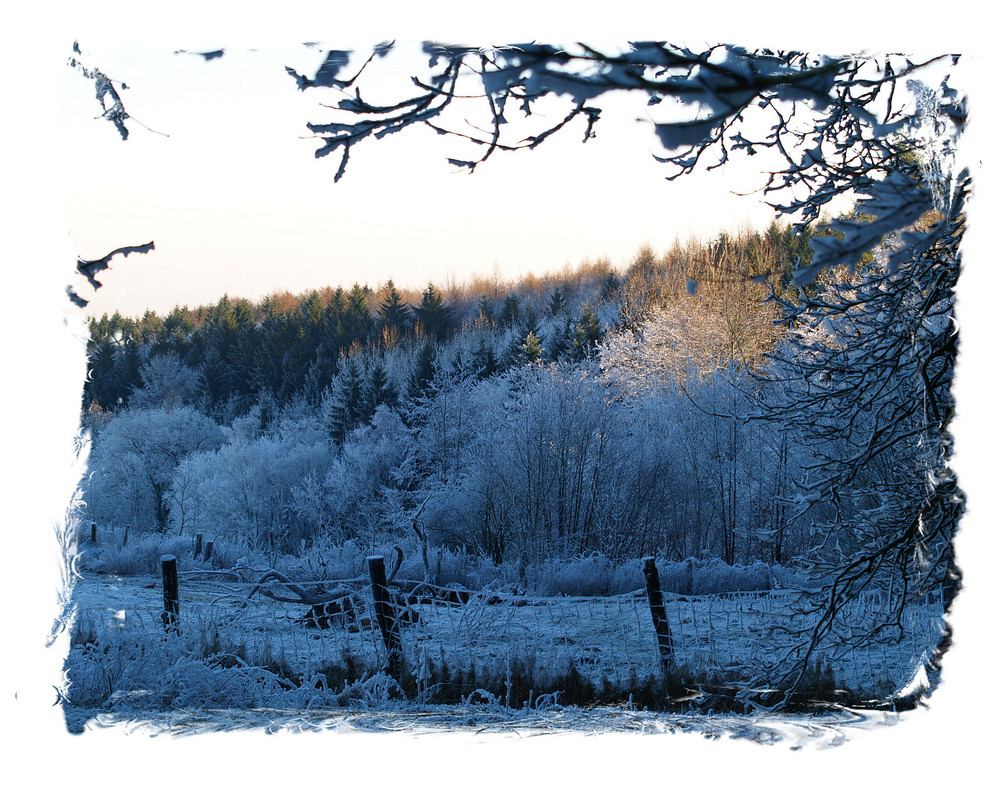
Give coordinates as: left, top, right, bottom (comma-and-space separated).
63, 570, 948, 737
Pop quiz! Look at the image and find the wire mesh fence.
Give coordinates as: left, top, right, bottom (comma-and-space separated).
67, 558, 949, 712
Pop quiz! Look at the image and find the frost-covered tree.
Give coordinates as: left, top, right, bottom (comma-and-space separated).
170, 422, 332, 552
85, 406, 225, 531
289, 41, 966, 695
128, 352, 200, 410
751, 213, 963, 695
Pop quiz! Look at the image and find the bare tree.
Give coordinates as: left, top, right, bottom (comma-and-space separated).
292, 41, 967, 700
294, 43, 963, 275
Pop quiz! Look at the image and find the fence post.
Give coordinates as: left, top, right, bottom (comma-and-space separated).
194, 533, 203, 559
203, 540, 214, 562
642, 556, 674, 677
122, 525, 130, 547
90, 522, 97, 545
367, 555, 403, 680
161, 555, 180, 633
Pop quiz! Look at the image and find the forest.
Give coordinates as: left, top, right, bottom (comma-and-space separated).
60, 41, 964, 730
80, 223, 824, 570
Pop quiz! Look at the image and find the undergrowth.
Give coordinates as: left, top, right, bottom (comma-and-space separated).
65, 613, 846, 718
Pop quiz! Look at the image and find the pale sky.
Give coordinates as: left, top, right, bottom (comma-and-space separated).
63, 40, 818, 318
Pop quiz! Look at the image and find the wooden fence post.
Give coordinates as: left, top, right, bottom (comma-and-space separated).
642, 556, 674, 677
203, 540, 214, 562
367, 555, 403, 680
90, 522, 97, 545
122, 525, 130, 547
194, 533, 203, 559
161, 555, 180, 632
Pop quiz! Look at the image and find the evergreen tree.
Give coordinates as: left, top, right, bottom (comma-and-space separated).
522, 330, 543, 364
364, 360, 399, 420
416, 282, 453, 341
341, 283, 372, 349
522, 303, 539, 337
321, 288, 347, 356
500, 294, 521, 327
280, 326, 314, 402
159, 305, 195, 360
85, 338, 120, 410
473, 336, 499, 379
378, 280, 411, 348
225, 324, 261, 403
475, 294, 495, 327
117, 336, 142, 404
138, 309, 163, 346
570, 302, 603, 361
546, 316, 573, 361
600, 272, 621, 301
328, 359, 364, 444
547, 287, 566, 317
256, 301, 297, 398
197, 345, 229, 407
409, 340, 437, 400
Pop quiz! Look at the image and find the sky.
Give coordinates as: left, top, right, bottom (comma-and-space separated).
3, 0, 997, 791
61, 40, 836, 318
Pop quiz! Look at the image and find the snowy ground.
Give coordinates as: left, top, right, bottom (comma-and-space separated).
62, 569, 948, 737
62, 700, 906, 748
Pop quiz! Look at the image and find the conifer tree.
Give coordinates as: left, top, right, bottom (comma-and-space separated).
416, 282, 453, 341
378, 279, 411, 348
547, 287, 566, 317
475, 294, 495, 327
500, 294, 521, 327
409, 340, 437, 400
473, 336, 499, 379
571, 302, 603, 361
328, 359, 364, 444
522, 330, 543, 364
341, 284, 372, 349
364, 360, 399, 420
546, 316, 573, 362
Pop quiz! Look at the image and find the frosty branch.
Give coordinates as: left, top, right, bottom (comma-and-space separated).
298, 42, 963, 280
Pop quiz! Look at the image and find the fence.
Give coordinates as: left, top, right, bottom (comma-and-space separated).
66, 552, 949, 711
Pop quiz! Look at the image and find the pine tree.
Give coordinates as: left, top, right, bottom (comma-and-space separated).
85, 338, 119, 410
570, 302, 603, 361
500, 294, 521, 327
328, 359, 364, 443
475, 295, 495, 327
341, 283, 372, 349
225, 325, 261, 403
522, 330, 543, 364
547, 287, 566, 317
546, 316, 573, 361
416, 282, 453, 341
473, 336, 499, 379
600, 272, 621, 301
364, 360, 399, 420
378, 280, 411, 348
409, 340, 437, 400
117, 336, 142, 404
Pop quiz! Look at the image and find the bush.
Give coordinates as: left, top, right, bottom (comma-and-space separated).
655, 557, 798, 595
77, 526, 260, 575
527, 555, 642, 597
79, 529, 197, 576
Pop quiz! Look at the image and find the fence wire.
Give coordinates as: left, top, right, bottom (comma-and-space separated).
69, 569, 948, 705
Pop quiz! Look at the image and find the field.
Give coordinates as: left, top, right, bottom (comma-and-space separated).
63, 560, 948, 736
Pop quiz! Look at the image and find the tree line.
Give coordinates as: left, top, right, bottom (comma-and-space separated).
81, 223, 835, 571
